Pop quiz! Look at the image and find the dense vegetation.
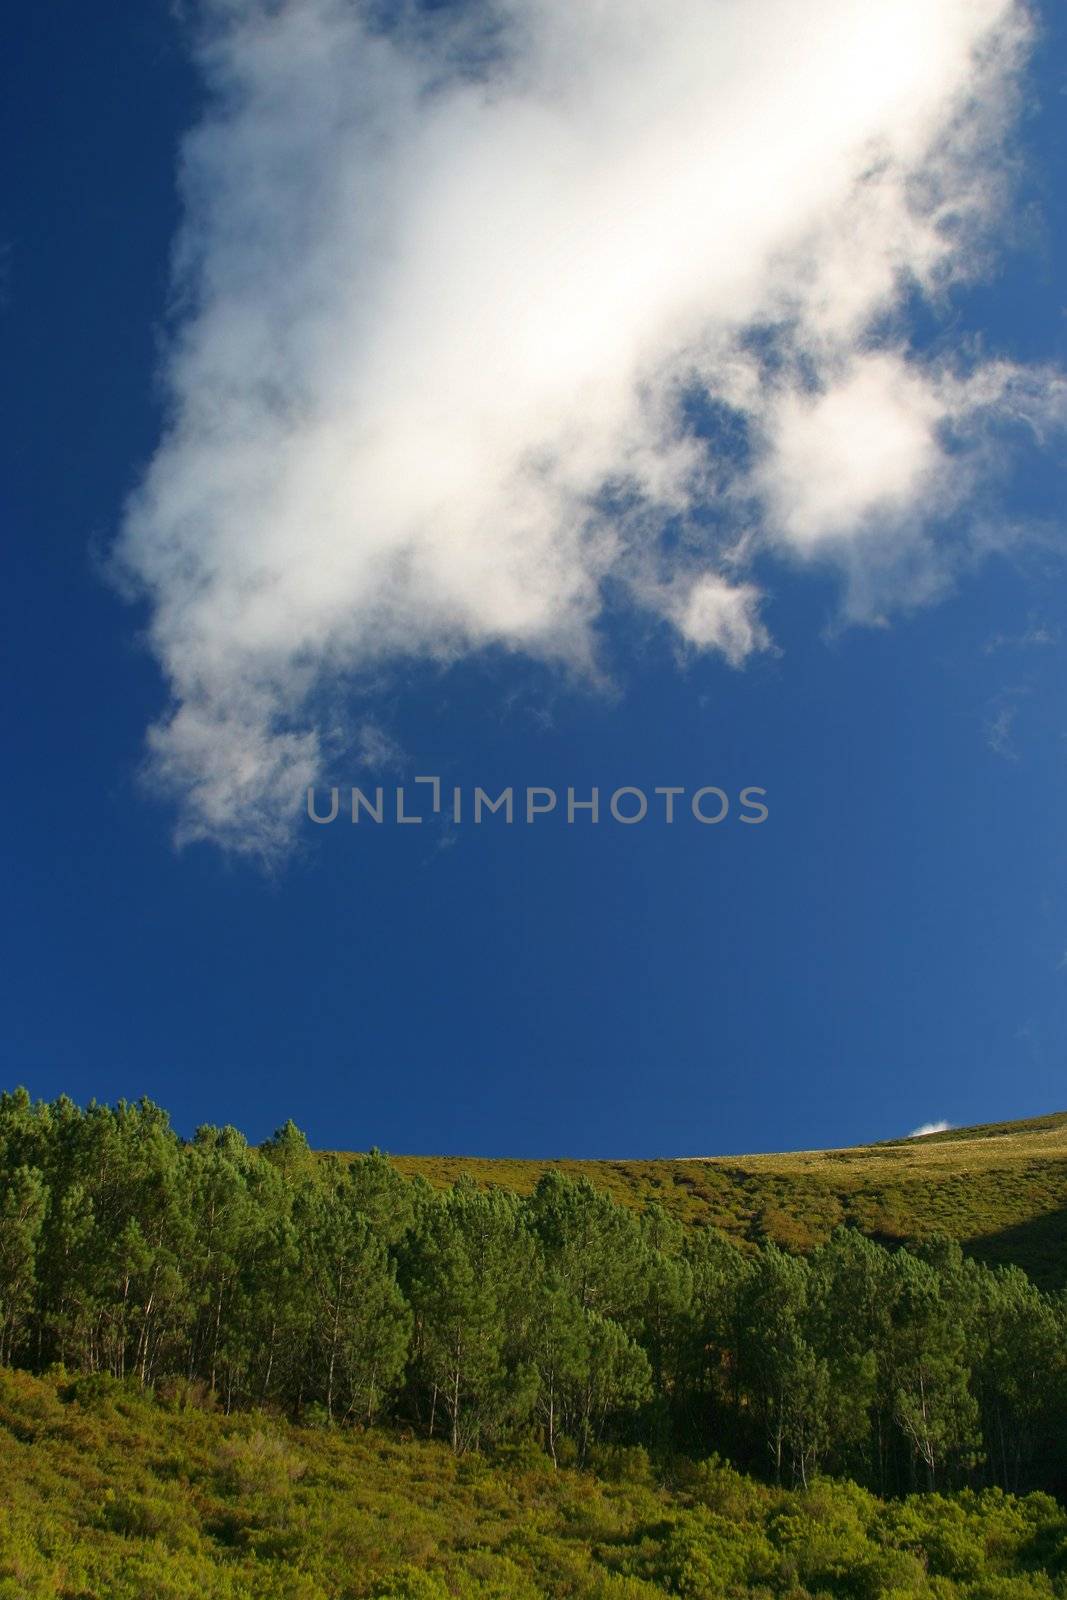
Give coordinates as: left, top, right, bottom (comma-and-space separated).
5, 1366, 1067, 1600
2, 1090, 1066, 1508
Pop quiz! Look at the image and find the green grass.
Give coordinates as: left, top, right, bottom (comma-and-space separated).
339, 1112, 1067, 1286
3, 1367, 1067, 1600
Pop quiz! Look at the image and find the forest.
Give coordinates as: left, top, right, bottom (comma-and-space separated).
1, 1089, 1065, 1507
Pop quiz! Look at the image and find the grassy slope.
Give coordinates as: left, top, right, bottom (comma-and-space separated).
350, 1112, 1067, 1287
3, 1368, 1066, 1600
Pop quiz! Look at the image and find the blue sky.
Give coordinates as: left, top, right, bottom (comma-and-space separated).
2, 1, 1066, 1157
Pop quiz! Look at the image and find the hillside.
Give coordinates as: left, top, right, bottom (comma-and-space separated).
376, 1111, 1067, 1287
5, 1093, 1067, 1597
3, 1367, 1067, 1600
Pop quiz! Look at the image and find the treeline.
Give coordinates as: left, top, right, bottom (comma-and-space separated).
1, 1091, 1065, 1499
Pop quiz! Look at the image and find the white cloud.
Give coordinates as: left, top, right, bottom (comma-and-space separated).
908, 1120, 953, 1138
757, 356, 946, 554
984, 621, 1057, 653
116, 0, 1064, 851
666, 575, 770, 667
986, 701, 1020, 760
354, 719, 404, 771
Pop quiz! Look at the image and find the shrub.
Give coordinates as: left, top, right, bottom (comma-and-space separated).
368, 1567, 452, 1599
216, 1428, 306, 1499
99, 1488, 199, 1551
155, 1375, 217, 1413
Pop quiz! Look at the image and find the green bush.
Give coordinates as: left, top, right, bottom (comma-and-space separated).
369, 1568, 452, 1599
100, 1488, 200, 1550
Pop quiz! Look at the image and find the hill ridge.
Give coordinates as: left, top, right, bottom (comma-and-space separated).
334, 1109, 1067, 1287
